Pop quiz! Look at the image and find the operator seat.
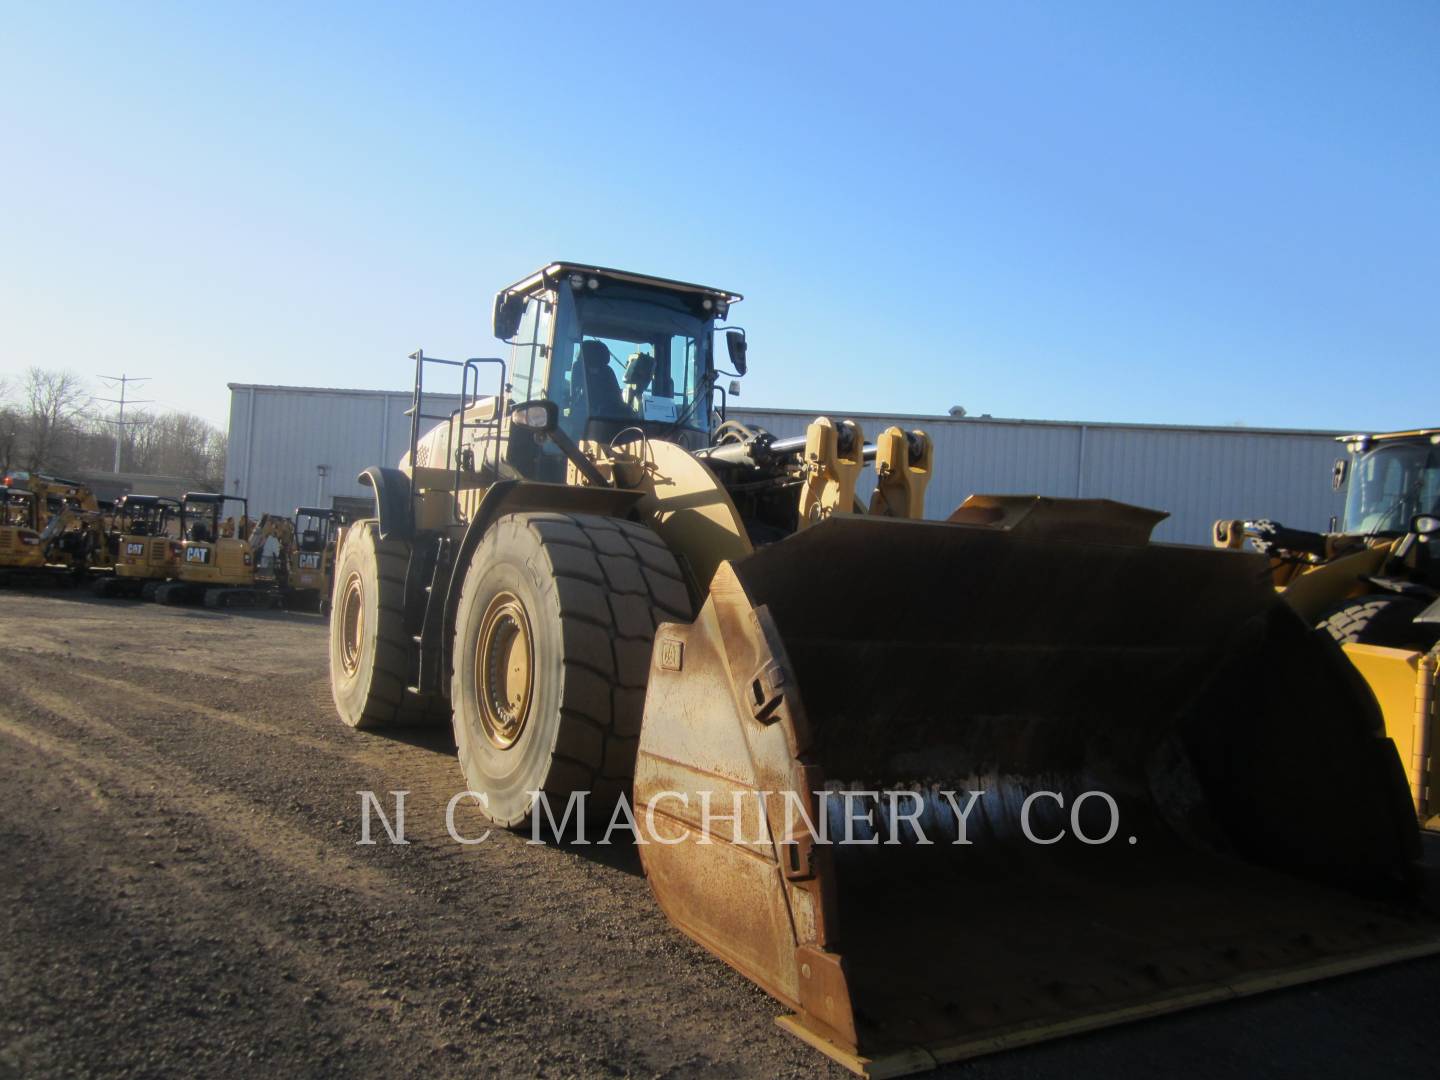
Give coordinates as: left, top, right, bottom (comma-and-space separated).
571, 339, 626, 419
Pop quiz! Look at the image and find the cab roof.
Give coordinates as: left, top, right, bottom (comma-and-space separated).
500, 262, 742, 304
183, 492, 247, 505
1339, 429, 1440, 450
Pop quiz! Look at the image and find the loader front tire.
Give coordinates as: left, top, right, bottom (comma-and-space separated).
1317, 594, 1437, 650
451, 512, 692, 830
329, 520, 443, 729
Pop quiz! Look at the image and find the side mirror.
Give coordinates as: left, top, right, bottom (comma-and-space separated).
492, 292, 526, 341
725, 329, 748, 376
1411, 514, 1440, 538
509, 399, 558, 434
1332, 458, 1348, 491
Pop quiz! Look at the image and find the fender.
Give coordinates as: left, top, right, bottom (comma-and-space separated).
437, 480, 646, 677
358, 467, 414, 541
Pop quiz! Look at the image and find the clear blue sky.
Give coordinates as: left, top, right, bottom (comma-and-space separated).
2, 2, 1435, 431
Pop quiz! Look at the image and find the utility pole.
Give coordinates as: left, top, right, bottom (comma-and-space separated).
97, 374, 153, 473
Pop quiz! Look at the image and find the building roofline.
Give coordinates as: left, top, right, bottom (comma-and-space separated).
718, 406, 1347, 438
226, 384, 1347, 438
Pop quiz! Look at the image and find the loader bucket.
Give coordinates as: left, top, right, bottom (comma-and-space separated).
634, 514, 1439, 1076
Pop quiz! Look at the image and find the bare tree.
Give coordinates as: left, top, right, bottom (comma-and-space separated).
1, 367, 225, 485
0, 376, 19, 475
20, 367, 90, 473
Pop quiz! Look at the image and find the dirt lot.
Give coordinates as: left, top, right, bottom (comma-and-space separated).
3, 589, 1440, 1079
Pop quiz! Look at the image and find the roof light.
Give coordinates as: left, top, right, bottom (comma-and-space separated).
586, 276, 599, 290
568, 273, 585, 290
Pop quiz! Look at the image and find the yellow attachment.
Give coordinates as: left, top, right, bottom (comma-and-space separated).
576, 436, 753, 593
1212, 519, 1247, 549
868, 428, 931, 520
1278, 545, 1389, 622
798, 417, 864, 530
1342, 643, 1439, 827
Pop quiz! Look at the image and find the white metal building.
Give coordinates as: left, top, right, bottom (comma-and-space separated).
226, 383, 1347, 545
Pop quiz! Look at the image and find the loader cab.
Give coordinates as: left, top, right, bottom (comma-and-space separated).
177, 493, 253, 584
1339, 431, 1440, 537
494, 263, 743, 476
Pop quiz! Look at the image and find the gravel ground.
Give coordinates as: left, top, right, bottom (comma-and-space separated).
3, 589, 1439, 1079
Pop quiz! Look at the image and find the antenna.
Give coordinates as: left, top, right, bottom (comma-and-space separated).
96, 374, 154, 473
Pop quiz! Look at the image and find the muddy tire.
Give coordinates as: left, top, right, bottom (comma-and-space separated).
1317, 594, 1437, 650
141, 580, 162, 602
329, 520, 445, 729
450, 512, 692, 829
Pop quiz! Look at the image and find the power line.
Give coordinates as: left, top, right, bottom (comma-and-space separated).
96, 374, 154, 473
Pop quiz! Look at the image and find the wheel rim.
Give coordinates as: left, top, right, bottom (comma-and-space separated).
339, 572, 365, 676
475, 592, 534, 750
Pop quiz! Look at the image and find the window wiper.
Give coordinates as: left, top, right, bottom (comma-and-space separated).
662, 369, 715, 439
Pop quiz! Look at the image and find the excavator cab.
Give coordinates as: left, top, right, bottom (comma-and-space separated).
151, 493, 264, 607
288, 506, 342, 608
94, 495, 183, 597
0, 484, 45, 575
176, 494, 251, 578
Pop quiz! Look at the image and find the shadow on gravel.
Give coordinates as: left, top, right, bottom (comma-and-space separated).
548, 833, 645, 877
368, 725, 458, 755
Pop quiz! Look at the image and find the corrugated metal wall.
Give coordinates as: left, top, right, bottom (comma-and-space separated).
226, 384, 459, 517
729, 408, 1345, 544
227, 387, 1346, 545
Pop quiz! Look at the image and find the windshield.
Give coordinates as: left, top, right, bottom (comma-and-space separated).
549, 288, 711, 440
122, 503, 171, 536
2, 494, 33, 528
1343, 441, 1440, 535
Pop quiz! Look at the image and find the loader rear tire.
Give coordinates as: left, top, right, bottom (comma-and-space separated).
450, 512, 692, 829
329, 520, 446, 729
1317, 594, 1437, 650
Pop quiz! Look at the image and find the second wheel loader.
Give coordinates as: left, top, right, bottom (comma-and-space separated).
331, 263, 1438, 1076
1215, 428, 1440, 831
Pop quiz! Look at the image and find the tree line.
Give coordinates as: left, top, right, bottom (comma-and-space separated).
0, 368, 226, 488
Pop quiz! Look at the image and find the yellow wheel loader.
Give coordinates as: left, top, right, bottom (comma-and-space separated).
331, 263, 1439, 1076
1216, 428, 1440, 831
92, 494, 182, 599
